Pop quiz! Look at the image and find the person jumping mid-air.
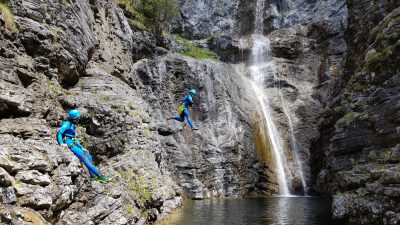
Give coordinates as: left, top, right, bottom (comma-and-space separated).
167, 89, 199, 131
57, 109, 111, 183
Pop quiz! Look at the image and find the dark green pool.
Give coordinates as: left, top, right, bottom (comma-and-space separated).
157, 197, 347, 225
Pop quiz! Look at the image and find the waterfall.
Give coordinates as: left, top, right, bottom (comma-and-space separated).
248, 0, 291, 196
265, 54, 308, 194
271, 69, 308, 194
247, 0, 308, 195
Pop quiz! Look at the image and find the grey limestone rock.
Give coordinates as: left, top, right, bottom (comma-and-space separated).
0, 187, 17, 204
311, 3, 400, 224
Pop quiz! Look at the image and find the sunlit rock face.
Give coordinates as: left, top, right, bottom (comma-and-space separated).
175, 0, 348, 193
0, 0, 261, 224
125, 53, 262, 200
0, 0, 178, 224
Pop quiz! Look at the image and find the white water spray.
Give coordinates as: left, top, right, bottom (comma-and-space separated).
248, 0, 291, 196
247, 0, 310, 195
267, 62, 308, 194
280, 97, 308, 194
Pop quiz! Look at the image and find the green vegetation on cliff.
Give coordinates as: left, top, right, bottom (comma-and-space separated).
361, 15, 399, 77
115, 0, 179, 38
176, 35, 218, 60
0, 2, 17, 32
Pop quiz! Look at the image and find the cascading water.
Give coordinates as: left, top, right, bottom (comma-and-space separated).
248, 0, 290, 196
278, 92, 308, 194
247, 0, 307, 195
266, 60, 308, 194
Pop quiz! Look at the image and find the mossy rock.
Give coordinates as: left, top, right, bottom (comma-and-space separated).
0, 3, 17, 32
336, 111, 359, 128
363, 13, 400, 76
368, 149, 394, 162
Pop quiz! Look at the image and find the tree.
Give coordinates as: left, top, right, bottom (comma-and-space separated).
134, 0, 180, 42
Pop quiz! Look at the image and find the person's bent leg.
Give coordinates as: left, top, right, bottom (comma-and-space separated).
183, 110, 194, 129
70, 146, 100, 176
172, 115, 185, 122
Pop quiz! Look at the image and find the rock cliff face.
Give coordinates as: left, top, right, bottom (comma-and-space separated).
174, 0, 348, 192
176, 0, 400, 224
0, 0, 261, 224
311, 1, 400, 224
0, 0, 399, 224
131, 55, 260, 198
0, 1, 181, 224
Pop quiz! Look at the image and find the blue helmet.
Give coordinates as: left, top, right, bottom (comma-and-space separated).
189, 89, 197, 95
68, 109, 81, 120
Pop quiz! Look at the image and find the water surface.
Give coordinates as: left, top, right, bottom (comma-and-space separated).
158, 197, 346, 225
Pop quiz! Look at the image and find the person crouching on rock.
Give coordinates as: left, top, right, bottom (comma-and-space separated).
167, 89, 199, 131
57, 109, 111, 183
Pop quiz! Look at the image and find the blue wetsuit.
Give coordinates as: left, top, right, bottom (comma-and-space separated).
57, 121, 100, 177
172, 94, 195, 128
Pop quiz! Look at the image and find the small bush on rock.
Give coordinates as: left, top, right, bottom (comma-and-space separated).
115, 0, 180, 41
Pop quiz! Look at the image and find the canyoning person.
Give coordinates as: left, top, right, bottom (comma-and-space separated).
57, 109, 111, 183
167, 89, 199, 131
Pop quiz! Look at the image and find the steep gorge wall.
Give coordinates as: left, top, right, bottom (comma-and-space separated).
0, 1, 180, 224
311, 1, 400, 224
0, 0, 261, 224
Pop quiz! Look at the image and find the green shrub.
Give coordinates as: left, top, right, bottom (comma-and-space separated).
126, 205, 134, 215
122, 172, 153, 205
142, 126, 152, 139
206, 35, 215, 42
115, 0, 136, 15
363, 51, 383, 72
366, 51, 383, 62
0, 3, 17, 32
115, 0, 180, 39
383, 45, 396, 56
135, 0, 180, 27
343, 111, 358, 127
162, 31, 169, 38
375, 32, 384, 43
371, 2, 379, 12
176, 35, 218, 60
50, 28, 62, 44
115, 0, 146, 30
127, 102, 135, 110
128, 18, 146, 31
